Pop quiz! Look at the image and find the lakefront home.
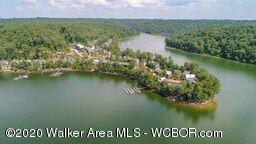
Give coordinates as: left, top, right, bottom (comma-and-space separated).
185, 74, 197, 83
166, 70, 172, 78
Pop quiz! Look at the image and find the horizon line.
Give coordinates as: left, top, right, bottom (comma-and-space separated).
0, 17, 256, 21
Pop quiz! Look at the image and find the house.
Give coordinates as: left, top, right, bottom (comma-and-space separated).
155, 67, 161, 73
185, 74, 196, 79
154, 63, 161, 73
140, 59, 147, 66
70, 44, 85, 52
93, 59, 100, 64
85, 45, 95, 54
166, 70, 172, 78
0, 60, 11, 71
159, 77, 166, 82
185, 74, 197, 83
118, 62, 129, 67
183, 71, 196, 80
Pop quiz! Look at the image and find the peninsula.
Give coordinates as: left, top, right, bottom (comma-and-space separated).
0, 19, 220, 105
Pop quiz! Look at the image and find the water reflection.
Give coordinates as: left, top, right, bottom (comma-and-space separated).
142, 91, 216, 124
167, 48, 256, 77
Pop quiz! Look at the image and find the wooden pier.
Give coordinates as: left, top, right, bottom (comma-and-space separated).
50, 70, 62, 77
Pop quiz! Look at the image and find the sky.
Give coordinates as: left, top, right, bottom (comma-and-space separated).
0, 0, 255, 20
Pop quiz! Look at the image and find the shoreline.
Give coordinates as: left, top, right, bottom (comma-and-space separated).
167, 96, 217, 108
165, 47, 256, 66
0, 68, 216, 108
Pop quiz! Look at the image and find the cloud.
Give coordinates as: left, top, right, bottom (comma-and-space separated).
17, 0, 42, 10
17, 0, 221, 11
48, 0, 111, 9
119, 0, 163, 8
166, 0, 219, 6
47, 0, 167, 9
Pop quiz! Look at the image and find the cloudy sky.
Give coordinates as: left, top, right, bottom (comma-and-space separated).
0, 0, 255, 19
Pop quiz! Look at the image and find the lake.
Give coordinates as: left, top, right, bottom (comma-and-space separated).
0, 33, 255, 144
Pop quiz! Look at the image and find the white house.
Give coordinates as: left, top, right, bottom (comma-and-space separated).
185, 74, 197, 83
185, 74, 196, 79
118, 62, 129, 67
85, 45, 95, 54
93, 59, 100, 64
155, 67, 161, 73
166, 70, 172, 78
159, 77, 166, 82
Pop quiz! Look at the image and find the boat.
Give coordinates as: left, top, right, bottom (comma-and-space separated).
50, 70, 62, 77
13, 72, 31, 81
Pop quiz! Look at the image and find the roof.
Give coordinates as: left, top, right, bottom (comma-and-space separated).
186, 74, 196, 79
76, 44, 85, 49
119, 62, 129, 66
159, 77, 166, 82
166, 70, 172, 75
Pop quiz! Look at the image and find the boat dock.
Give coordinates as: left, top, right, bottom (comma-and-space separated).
50, 70, 62, 77
13, 72, 32, 81
124, 87, 142, 94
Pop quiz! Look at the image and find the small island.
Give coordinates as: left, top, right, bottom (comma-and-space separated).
0, 20, 220, 106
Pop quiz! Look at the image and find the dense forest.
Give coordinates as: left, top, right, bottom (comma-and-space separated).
0, 19, 138, 60
2, 18, 256, 36
116, 19, 256, 35
166, 25, 256, 64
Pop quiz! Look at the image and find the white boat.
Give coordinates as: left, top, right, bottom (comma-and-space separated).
14, 73, 29, 81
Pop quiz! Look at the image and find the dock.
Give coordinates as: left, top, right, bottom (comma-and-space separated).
124, 87, 142, 94
50, 70, 62, 77
14, 72, 32, 81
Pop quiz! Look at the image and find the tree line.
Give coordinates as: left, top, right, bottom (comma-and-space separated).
166, 25, 256, 64
0, 20, 138, 60
116, 19, 256, 35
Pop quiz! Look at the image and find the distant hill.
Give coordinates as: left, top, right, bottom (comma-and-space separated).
116, 19, 256, 35
2, 18, 256, 36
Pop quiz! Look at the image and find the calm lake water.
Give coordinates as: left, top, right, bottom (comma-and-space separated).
0, 33, 255, 144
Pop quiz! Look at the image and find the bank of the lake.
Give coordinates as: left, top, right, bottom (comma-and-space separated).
1, 60, 218, 107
